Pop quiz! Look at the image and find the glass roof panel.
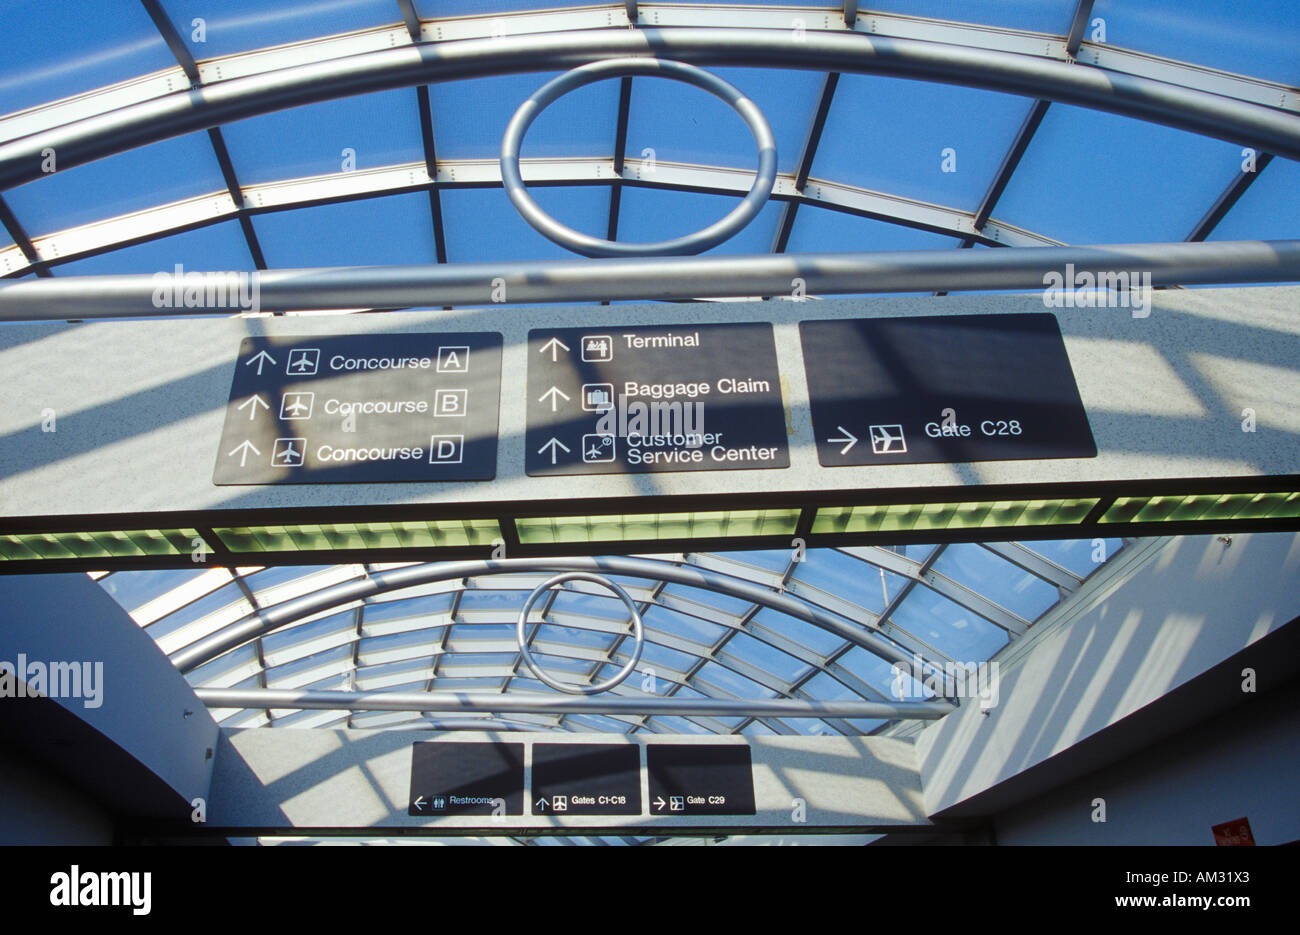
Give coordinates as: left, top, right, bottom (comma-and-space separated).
252, 192, 436, 267
440, 186, 609, 262
615, 188, 783, 256
811, 75, 1032, 213
51, 221, 255, 276
5, 133, 225, 237
889, 586, 1010, 661
718, 632, 811, 684
993, 104, 1243, 244
0, 0, 174, 117
865, 0, 1078, 33
221, 90, 425, 184
1091, 0, 1300, 85
431, 73, 617, 161
1210, 158, 1300, 242
750, 608, 846, 657
413, 0, 609, 16
624, 67, 825, 175
791, 548, 906, 615
930, 543, 1060, 620
99, 568, 209, 614
1025, 537, 1122, 576
785, 206, 960, 254
161, 0, 400, 60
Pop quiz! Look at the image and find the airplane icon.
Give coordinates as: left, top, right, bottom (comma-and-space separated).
286, 348, 319, 376
272, 437, 306, 467
280, 392, 314, 420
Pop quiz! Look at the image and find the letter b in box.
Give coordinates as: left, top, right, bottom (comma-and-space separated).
429, 435, 464, 465
435, 388, 467, 417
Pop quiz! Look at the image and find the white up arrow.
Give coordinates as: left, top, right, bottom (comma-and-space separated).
539, 337, 570, 361
226, 440, 261, 467
537, 437, 570, 465
237, 394, 270, 420
245, 350, 277, 375
538, 386, 570, 412
827, 426, 858, 455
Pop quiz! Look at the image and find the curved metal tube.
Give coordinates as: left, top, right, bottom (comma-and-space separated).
170, 556, 921, 679
3, 28, 1299, 192
500, 58, 777, 256
194, 687, 955, 720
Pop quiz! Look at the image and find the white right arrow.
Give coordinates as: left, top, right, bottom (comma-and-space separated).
653, 796, 666, 812
827, 425, 858, 455
237, 394, 270, 420
537, 437, 570, 465
538, 386, 570, 412
245, 349, 277, 375
226, 439, 261, 467
539, 337, 570, 361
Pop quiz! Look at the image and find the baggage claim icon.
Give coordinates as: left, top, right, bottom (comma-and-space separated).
501, 59, 776, 257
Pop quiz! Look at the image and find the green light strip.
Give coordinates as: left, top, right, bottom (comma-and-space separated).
1100, 492, 1300, 523
516, 509, 801, 544
812, 498, 1098, 535
0, 528, 199, 560
213, 519, 500, 552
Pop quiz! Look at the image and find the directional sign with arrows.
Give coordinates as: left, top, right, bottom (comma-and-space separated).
800, 314, 1096, 468
525, 323, 789, 477
531, 743, 641, 816
214, 333, 503, 485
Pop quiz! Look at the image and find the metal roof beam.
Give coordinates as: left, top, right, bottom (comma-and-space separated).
1187, 152, 1275, 242
196, 687, 954, 720
5, 27, 1299, 192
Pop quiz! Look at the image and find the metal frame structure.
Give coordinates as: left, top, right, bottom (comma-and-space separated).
1, 6, 1297, 283
3, 3, 1297, 742
99, 540, 1112, 734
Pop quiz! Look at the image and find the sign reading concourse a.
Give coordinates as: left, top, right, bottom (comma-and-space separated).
213, 333, 502, 485
801, 313, 1096, 467
526, 322, 789, 476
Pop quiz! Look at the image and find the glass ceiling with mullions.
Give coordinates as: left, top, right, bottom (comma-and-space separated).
1, 0, 1296, 287
92, 540, 1124, 735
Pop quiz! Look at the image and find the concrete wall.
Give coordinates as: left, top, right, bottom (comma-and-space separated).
993, 678, 1300, 845
0, 753, 114, 845
0, 572, 218, 817
916, 532, 1300, 817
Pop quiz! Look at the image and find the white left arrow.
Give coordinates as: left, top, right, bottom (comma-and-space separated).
538, 386, 570, 412
413, 796, 426, 811
226, 440, 261, 467
827, 425, 858, 455
237, 394, 270, 420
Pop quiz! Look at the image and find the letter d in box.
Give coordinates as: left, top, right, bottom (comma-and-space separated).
429, 435, 464, 464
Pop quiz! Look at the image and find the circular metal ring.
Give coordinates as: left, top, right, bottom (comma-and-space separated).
500, 58, 778, 257
516, 572, 645, 694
